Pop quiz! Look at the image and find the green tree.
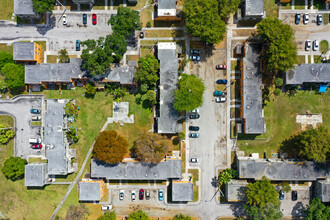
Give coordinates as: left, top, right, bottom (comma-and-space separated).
139, 84, 148, 94
305, 198, 330, 220
127, 210, 149, 220
280, 126, 330, 162
274, 88, 281, 96
134, 130, 172, 164
93, 130, 129, 164
218, 168, 238, 187
0, 51, 14, 70
105, 33, 128, 62
58, 49, 69, 63
184, 0, 226, 44
64, 101, 78, 116
113, 87, 127, 100
1, 63, 25, 93
173, 214, 192, 220
1, 157, 27, 181
0, 123, 15, 144
85, 83, 96, 98
66, 127, 79, 143
0, 80, 8, 93
280, 182, 291, 193
245, 203, 283, 220
65, 204, 89, 220
174, 74, 205, 112
257, 18, 297, 72
144, 90, 157, 107
274, 78, 283, 87
178, 132, 185, 140
135, 55, 160, 90
98, 211, 116, 220
109, 7, 142, 38
218, 0, 241, 20
32, 0, 55, 14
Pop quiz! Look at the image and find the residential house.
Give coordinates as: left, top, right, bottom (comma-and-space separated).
104, 66, 136, 88
79, 181, 105, 202
155, 0, 180, 21
25, 163, 48, 187
315, 179, 330, 202
14, 0, 39, 19
225, 180, 248, 202
14, 42, 42, 64
285, 64, 330, 85
242, 0, 264, 19
171, 181, 193, 202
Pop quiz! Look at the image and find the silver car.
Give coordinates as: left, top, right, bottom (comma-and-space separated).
313, 40, 319, 51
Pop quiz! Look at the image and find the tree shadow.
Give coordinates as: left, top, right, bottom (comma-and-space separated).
291, 202, 306, 217
36, 15, 56, 36
229, 203, 246, 217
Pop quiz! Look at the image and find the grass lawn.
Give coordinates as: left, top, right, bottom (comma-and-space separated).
314, 55, 323, 63
47, 55, 58, 63
140, 8, 153, 27
127, 0, 148, 10
324, 14, 329, 25
0, 44, 13, 55
294, 0, 305, 9
93, 0, 105, 10
237, 91, 330, 156
320, 40, 329, 52
231, 60, 239, 71
181, 143, 186, 173
145, 30, 184, 38
265, 0, 279, 18
126, 55, 139, 61
0, 0, 13, 20
140, 46, 154, 57
230, 79, 241, 101
296, 55, 306, 64
188, 169, 199, 202
281, 2, 292, 10
29, 157, 47, 163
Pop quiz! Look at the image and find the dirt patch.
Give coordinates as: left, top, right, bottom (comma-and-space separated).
296, 114, 322, 131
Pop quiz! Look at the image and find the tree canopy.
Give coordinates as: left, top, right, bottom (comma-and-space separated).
0, 51, 14, 70
85, 83, 96, 98
98, 211, 116, 220
105, 33, 128, 63
218, 168, 238, 187
135, 55, 160, 90
32, 0, 55, 14
174, 73, 205, 112
58, 49, 69, 63
93, 130, 129, 164
65, 204, 89, 220
257, 18, 297, 72
127, 210, 149, 220
184, 0, 226, 44
1, 157, 27, 181
280, 126, 330, 163
173, 214, 192, 220
109, 7, 142, 38
305, 198, 330, 220
1, 63, 25, 93
134, 131, 172, 164
0, 123, 15, 144
218, 0, 241, 20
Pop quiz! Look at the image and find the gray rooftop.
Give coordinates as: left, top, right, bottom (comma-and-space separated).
105, 67, 136, 84
157, 43, 180, 134
79, 182, 101, 201
316, 180, 330, 202
225, 180, 248, 202
14, 0, 37, 16
244, 0, 264, 17
285, 64, 330, 85
238, 157, 330, 181
13, 42, 35, 61
91, 159, 182, 180
25, 163, 47, 187
45, 99, 68, 175
158, 0, 176, 10
25, 59, 83, 84
73, 0, 95, 3
172, 181, 193, 202
241, 43, 265, 134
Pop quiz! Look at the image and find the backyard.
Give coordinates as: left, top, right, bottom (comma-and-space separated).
0, 0, 13, 20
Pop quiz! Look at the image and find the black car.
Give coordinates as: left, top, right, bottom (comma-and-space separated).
292, 191, 298, 201
139, 32, 144, 38
189, 114, 200, 119
317, 14, 323, 25
189, 126, 199, 131
83, 14, 87, 25
295, 13, 301, 25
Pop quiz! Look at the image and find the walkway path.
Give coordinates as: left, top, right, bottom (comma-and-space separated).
0, 211, 6, 219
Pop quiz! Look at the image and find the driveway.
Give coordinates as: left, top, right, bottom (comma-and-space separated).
0, 95, 44, 159
280, 188, 310, 217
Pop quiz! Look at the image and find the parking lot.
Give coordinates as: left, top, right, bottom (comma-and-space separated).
0, 95, 44, 159
280, 188, 310, 217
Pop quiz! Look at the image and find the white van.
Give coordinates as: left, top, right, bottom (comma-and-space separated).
29, 138, 41, 144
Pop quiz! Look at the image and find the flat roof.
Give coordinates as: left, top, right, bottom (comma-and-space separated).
158, 0, 176, 16
244, 0, 264, 17
225, 180, 248, 202
25, 163, 47, 187
45, 99, 68, 175
79, 182, 101, 201
285, 64, 330, 85
157, 42, 180, 134
14, 0, 36, 16
242, 43, 265, 134
91, 159, 182, 180
238, 157, 330, 181
106, 67, 136, 84
25, 59, 83, 84
316, 180, 330, 202
172, 181, 193, 202
13, 42, 35, 61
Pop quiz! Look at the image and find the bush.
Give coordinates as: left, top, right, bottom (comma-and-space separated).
178, 132, 185, 140
146, 21, 151, 28
274, 88, 281, 96
98, 211, 116, 220
128, 210, 149, 220
85, 83, 96, 98
1, 157, 27, 181
274, 78, 283, 87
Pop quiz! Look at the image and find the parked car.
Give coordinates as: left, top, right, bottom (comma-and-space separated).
119, 190, 124, 200
30, 109, 41, 114
31, 144, 42, 149
190, 49, 200, 54
101, 205, 112, 211
295, 13, 301, 25
189, 114, 200, 119
139, 32, 144, 38
317, 14, 323, 25
305, 40, 311, 51
158, 189, 164, 201
76, 40, 81, 51
139, 189, 144, 200
92, 13, 97, 25
216, 79, 228, 84
145, 190, 150, 200
292, 191, 298, 201
313, 40, 319, 51
190, 108, 199, 114
63, 14, 67, 25
190, 55, 201, 61
304, 13, 309, 24
189, 126, 199, 131
213, 91, 223, 96
215, 97, 226, 103
83, 14, 87, 25
189, 133, 200, 138
131, 190, 136, 201
190, 158, 199, 163
32, 116, 41, 121
279, 190, 285, 200
216, 65, 227, 70
29, 138, 41, 144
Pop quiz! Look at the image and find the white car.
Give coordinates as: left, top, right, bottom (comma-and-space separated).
101, 205, 112, 211
190, 158, 199, 163
119, 190, 124, 200
303, 13, 309, 24
63, 15, 67, 25
131, 190, 136, 201
313, 40, 319, 51
190, 108, 199, 114
215, 97, 226, 103
305, 40, 311, 51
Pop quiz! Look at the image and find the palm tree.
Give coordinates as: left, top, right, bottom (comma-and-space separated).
58, 49, 69, 63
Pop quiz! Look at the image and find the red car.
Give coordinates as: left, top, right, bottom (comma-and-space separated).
216, 64, 227, 70
139, 189, 144, 200
32, 144, 42, 149
92, 13, 97, 25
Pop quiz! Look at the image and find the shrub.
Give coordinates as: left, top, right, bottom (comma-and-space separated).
1, 157, 27, 181
274, 78, 283, 87
274, 88, 281, 96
